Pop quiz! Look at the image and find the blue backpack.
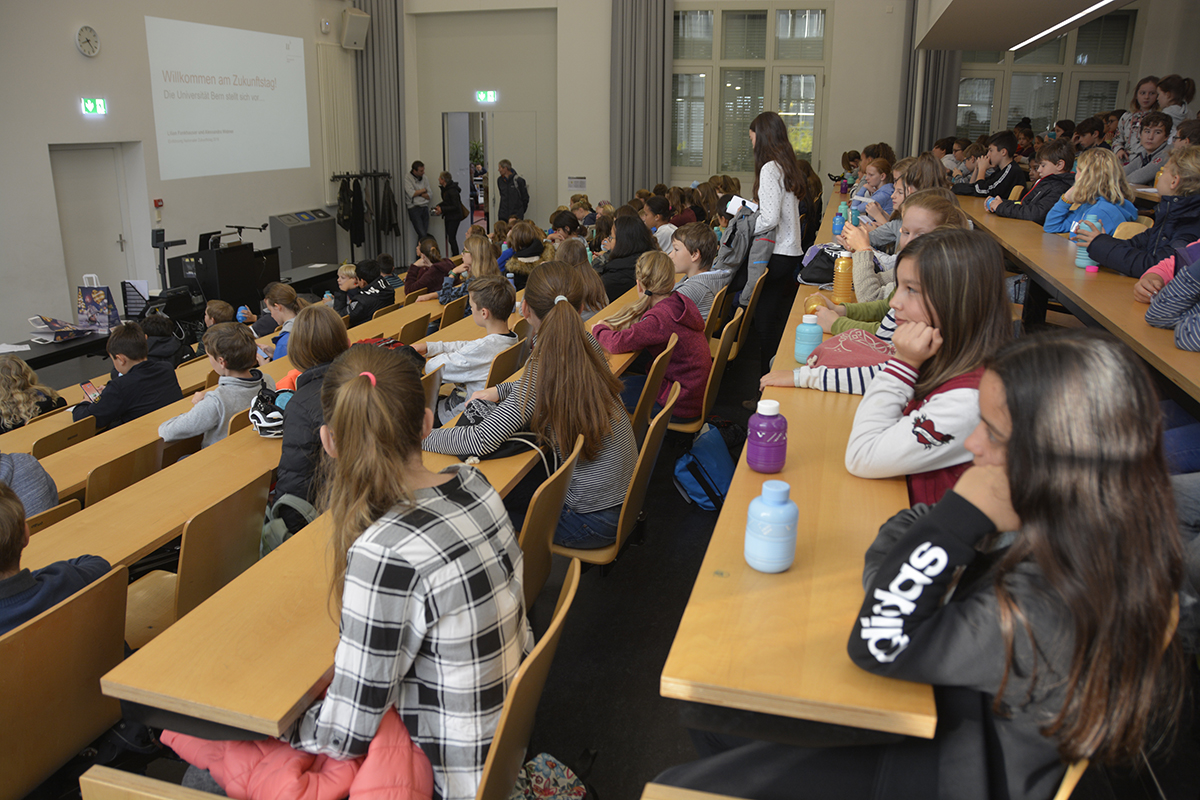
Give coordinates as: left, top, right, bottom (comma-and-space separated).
673, 424, 737, 511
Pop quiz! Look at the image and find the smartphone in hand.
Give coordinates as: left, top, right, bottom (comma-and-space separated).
80, 381, 102, 403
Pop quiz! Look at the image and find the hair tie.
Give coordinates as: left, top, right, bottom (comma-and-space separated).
359, 371, 376, 387
643, 288, 654, 297
554, 295, 569, 304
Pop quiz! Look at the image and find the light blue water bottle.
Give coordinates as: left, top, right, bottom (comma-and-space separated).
1074, 214, 1100, 270
506, 272, 516, 289
850, 207, 860, 226
832, 213, 845, 236
794, 313, 822, 366
236, 305, 251, 323
745, 480, 799, 573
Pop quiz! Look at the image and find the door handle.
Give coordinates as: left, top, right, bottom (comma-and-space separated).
116, 233, 126, 252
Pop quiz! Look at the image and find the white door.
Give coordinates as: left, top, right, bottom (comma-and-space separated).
49, 145, 134, 314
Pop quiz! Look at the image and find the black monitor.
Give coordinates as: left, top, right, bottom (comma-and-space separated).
198, 231, 222, 251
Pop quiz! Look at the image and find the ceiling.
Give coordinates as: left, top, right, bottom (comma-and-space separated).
917, 0, 1134, 51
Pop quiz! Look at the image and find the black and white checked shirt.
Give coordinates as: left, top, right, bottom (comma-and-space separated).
289, 466, 533, 800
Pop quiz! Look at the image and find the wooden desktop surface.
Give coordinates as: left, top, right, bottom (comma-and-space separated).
100, 449, 539, 737
958, 196, 1200, 401
659, 262, 935, 737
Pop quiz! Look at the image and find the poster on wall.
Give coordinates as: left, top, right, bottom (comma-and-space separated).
145, 16, 310, 180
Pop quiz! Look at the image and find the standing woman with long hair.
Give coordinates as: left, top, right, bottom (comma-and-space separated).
657, 328, 1187, 799
747, 111, 807, 375
423, 262, 637, 549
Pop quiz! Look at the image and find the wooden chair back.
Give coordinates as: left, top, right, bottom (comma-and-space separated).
84, 438, 162, 507
1137, 214, 1154, 228
81, 766, 213, 800
552, 383, 680, 565
512, 317, 533, 364
205, 370, 219, 389
703, 285, 729, 338
398, 311, 433, 346
485, 337, 527, 388
31, 415, 96, 459
32, 403, 71, 423
731, 272, 766, 361
673, 308, 742, 435
630, 333, 677, 447
175, 469, 274, 618
475, 559, 582, 800
422, 365, 443, 412
403, 290, 422, 306
517, 435, 583, 611
440, 294, 469, 330
27, 498, 82, 535
227, 408, 252, 437
1113, 221, 1146, 240
1008, 185, 1024, 201
0, 566, 128, 800
340, 314, 351, 327
372, 302, 403, 320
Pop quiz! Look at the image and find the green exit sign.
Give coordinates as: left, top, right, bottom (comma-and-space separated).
475, 90, 497, 104
81, 97, 107, 115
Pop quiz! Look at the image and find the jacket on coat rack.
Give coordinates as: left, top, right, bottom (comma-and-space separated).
351, 179, 366, 247
379, 179, 401, 236
337, 178, 352, 232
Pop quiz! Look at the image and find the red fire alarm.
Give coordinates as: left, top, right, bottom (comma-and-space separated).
153, 199, 164, 208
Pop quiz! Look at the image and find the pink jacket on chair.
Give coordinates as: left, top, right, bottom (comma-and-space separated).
162, 708, 434, 800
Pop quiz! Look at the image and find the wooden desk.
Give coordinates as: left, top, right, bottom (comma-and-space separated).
1131, 184, 1160, 205
100, 449, 540, 737
660, 282, 935, 738
958, 196, 1200, 402
23, 428, 280, 571
0, 407, 80, 456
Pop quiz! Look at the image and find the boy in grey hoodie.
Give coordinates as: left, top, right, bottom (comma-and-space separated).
159, 323, 265, 449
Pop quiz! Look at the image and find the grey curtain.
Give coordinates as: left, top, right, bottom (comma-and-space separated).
355, 0, 404, 260
610, 0, 673, 203
897, 1, 962, 156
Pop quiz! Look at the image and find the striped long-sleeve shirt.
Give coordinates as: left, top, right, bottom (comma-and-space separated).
1146, 255, 1200, 351
422, 334, 637, 513
792, 310, 897, 395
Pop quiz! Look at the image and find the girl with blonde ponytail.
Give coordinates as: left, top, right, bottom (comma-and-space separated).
593, 251, 711, 420
423, 261, 637, 548
290, 344, 531, 800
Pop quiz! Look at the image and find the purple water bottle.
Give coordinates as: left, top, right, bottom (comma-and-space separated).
747, 399, 787, 474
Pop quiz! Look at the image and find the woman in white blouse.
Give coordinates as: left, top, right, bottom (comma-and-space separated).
748, 111, 807, 374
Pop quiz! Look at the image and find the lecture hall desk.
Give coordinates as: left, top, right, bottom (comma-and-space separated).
660, 262, 936, 739
958, 196, 1200, 403
100, 450, 541, 738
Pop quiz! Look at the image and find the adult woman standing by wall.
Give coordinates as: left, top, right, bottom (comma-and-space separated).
433, 171, 466, 258
746, 111, 807, 375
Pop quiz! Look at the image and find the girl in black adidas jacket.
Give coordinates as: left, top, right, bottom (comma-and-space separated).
658, 329, 1186, 800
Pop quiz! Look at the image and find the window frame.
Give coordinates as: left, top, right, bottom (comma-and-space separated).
670, 0, 833, 187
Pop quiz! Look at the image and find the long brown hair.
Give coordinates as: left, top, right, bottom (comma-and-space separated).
985, 329, 1185, 764
555, 239, 608, 313
904, 153, 951, 191
521, 262, 622, 460
603, 251, 674, 330
898, 228, 1012, 401
0, 356, 60, 429
288, 304, 350, 371
319, 345, 427, 606
749, 112, 806, 204
264, 282, 305, 315
1129, 76, 1161, 113
462, 234, 500, 278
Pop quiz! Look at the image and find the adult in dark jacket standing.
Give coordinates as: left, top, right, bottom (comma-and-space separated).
497, 159, 529, 222
597, 216, 657, 302
1077, 147, 1200, 277
272, 304, 350, 536
433, 172, 466, 257
985, 137, 1076, 225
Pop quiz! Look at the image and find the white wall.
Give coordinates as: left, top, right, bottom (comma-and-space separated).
0, 0, 345, 345
1134, 0, 1200, 90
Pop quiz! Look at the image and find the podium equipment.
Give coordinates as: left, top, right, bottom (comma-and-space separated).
167, 243, 281, 313
269, 209, 336, 273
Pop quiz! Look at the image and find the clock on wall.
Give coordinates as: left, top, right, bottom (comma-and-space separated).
76, 25, 100, 57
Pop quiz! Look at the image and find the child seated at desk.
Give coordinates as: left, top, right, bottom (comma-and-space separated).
0, 355, 64, 434
669, 222, 726, 321
159, 323, 265, 449
1043, 147, 1136, 234
378, 252, 404, 292
953, 130, 1026, 200
435, 234, 502, 309
1123, 111, 1174, 186
657, 328, 1187, 800
594, 251, 712, 422
556, 237, 609, 321
192, 300, 234, 359
843, 228, 1012, 505
1075, 145, 1200, 278
0, 482, 107, 636
340, 259, 396, 327
848, 158, 894, 216
986, 137, 1077, 225
952, 142, 985, 185
287, 345, 531, 800
73, 321, 183, 430
412, 275, 518, 424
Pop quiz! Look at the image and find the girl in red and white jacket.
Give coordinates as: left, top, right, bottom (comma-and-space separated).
593, 250, 712, 421
845, 227, 1012, 505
